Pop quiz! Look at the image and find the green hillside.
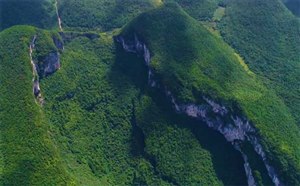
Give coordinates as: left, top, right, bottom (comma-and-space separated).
0, 26, 73, 185
58, 0, 162, 31
219, 0, 300, 126
0, 17, 248, 186
38, 26, 247, 185
1, 0, 300, 185
120, 3, 300, 184
168, 0, 221, 21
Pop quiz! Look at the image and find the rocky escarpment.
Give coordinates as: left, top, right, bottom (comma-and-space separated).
115, 34, 282, 186
37, 51, 61, 78
29, 36, 44, 104
115, 35, 155, 87
36, 36, 63, 78
29, 35, 63, 104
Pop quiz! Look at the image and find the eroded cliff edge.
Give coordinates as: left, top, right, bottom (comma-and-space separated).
115, 34, 282, 186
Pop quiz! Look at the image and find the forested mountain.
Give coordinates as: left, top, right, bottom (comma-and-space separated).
0, 0, 299, 185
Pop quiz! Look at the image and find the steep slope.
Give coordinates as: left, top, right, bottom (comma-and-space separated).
118, 3, 300, 185
0, 26, 72, 185
219, 0, 300, 126
0, 0, 57, 31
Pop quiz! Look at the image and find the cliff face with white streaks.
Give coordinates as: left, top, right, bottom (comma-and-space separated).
29, 35, 63, 104
116, 35, 282, 186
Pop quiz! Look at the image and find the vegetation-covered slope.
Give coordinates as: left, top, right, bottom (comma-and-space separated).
0, 0, 57, 31
0, 26, 73, 185
169, 0, 221, 21
58, 0, 162, 31
120, 3, 300, 184
1, 0, 300, 185
219, 0, 300, 126
1, 11, 248, 186
38, 29, 248, 185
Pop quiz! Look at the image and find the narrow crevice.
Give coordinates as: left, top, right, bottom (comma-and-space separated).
54, 0, 63, 31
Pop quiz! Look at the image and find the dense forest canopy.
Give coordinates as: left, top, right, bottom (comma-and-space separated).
0, 0, 299, 185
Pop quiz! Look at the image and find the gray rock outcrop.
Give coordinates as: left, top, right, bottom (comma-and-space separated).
39, 52, 61, 77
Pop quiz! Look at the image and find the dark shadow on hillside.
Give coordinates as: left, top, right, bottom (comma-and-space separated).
108, 40, 181, 185
110, 27, 249, 184
2, 159, 34, 185
107, 39, 148, 97
144, 88, 248, 185
120, 2, 238, 104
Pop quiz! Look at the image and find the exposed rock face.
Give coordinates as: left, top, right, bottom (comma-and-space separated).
29, 35, 63, 104
235, 145, 256, 186
116, 34, 282, 186
55, 0, 63, 31
33, 80, 40, 97
175, 99, 255, 142
29, 36, 38, 81
53, 36, 64, 50
29, 36, 44, 105
115, 34, 155, 87
35, 36, 63, 78
39, 52, 61, 77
